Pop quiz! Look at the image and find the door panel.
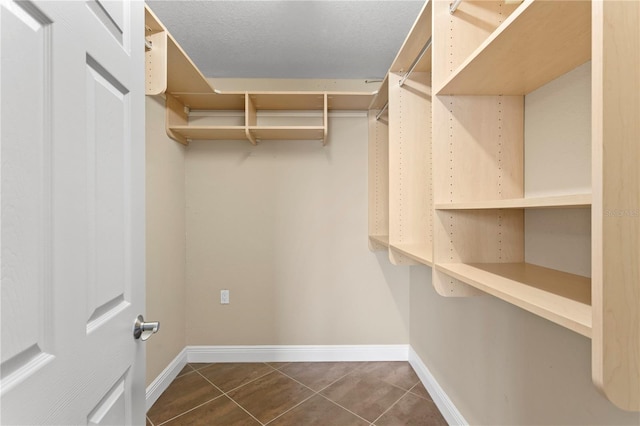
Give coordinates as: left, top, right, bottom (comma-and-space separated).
1, 0, 145, 424
0, 0, 54, 393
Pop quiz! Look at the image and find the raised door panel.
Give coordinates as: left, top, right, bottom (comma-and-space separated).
0, 0, 55, 393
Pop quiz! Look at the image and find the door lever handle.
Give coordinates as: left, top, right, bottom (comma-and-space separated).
133, 315, 160, 341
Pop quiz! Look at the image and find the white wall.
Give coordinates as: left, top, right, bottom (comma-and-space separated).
184, 108, 410, 346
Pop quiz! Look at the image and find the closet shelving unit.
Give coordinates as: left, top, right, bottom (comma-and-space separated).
428, 0, 638, 410
144, 5, 374, 146
370, 0, 638, 410
367, 1, 433, 267
368, 75, 390, 251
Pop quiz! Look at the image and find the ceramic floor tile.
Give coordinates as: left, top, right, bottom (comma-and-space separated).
269, 394, 369, 426
375, 392, 447, 426
227, 371, 314, 424
320, 371, 406, 422
146, 416, 153, 426
198, 363, 274, 392
279, 362, 363, 391
266, 362, 290, 370
355, 362, 420, 391
189, 363, 214, 371
162, 395, 260, 426
409, 381, 432, 401
147, 372, 222, 425
177, 365, 194, 377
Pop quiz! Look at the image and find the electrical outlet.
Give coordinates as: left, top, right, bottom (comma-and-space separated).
220, 289, 230, 305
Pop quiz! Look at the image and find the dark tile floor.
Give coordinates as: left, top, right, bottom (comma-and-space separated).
147, 361, 448, 426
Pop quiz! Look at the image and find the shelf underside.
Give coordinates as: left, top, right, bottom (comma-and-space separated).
170, 126, 247, 140
390, 243, 432, 266
436, 262, 592, 337
437, 0, 591, 95
249, 127, 325, 141
170, 126, 326, 141
369, 235, 390, 247
435, 194, 592, 210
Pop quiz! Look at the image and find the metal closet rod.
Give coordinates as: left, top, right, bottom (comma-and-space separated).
398, 37, 433, 87
450, 0, 463, 14
375, 102, 389, 121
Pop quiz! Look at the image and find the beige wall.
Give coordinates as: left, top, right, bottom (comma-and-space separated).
184, 112, 410, 346
145, 96, 187, 386
410, 266, 639, 425
411, 62, 639, 424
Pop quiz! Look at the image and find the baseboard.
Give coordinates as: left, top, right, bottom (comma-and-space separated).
409, 346, 468, 426
145, 344, 466, 425
145, 347, 187, 411
186, 344, 409, 363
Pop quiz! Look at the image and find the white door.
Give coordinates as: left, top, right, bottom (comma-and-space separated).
1, 0, 146, 424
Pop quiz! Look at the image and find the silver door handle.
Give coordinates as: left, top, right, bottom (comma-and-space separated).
133, 315, 160, 341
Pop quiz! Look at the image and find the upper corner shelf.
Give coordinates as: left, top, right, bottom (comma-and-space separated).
436, 0, 591, 96
389, 0, 433, 74
144, 5, 374, 146
145, 5, 216, 97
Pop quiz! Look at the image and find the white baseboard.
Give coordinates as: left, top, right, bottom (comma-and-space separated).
409, 346, 468, 426
145, 344, 467, 426
145, 347, 187, 411
186, 344, 409, 363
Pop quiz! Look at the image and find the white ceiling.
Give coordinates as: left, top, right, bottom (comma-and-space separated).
145, 0, 425, 80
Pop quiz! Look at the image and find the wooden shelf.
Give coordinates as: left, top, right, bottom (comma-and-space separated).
435, 194, 592, 210
145, 5, 372, 146
390, 243, 432, 266
170, 92, 246, 110
435, 262, 591, 337
166, 36, 216, 95
369, 75, 389, 111
248, 127, 325, 141
437, 0, 591, 95
169, 126, 247, 140
369, 235, 390, 248
327, 93, 375, 110
249, 92, 325, 110
390, 0, 432, 74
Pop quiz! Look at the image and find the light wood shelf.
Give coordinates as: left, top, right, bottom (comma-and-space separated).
368, 106, 389, 252
436, 0, 591, 95
369, 235, 390, 250
170, 92, 246, 110
248, 92, 325, 110
390, 243, 432, 266
435, 262, 591, 337
169, 126, 248, 140
248, 127, 326, 141
435, 194, 592, 210
144, 5, 373, 146
390, 0, 432, 74
369, 76, 389, 111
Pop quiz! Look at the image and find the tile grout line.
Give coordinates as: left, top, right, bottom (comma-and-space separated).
275, 364, 381, 425
371, 388, 412, 425
263, 391, 317, 425
316, 393, 376, 425
407, 381, 434, 402
146, 415, 154, 426
262, 364, 364, 425
194, 366, 266, 425
154, 394, 226, 426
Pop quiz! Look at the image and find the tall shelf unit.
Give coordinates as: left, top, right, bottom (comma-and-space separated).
368, 1, 434, 267
145, 5, 373, 146
369, 0, 639, 411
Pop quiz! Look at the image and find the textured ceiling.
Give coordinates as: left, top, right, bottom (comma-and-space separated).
145, 0, 425, 79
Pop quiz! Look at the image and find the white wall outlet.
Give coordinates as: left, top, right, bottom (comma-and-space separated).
220, 289, 230, 305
